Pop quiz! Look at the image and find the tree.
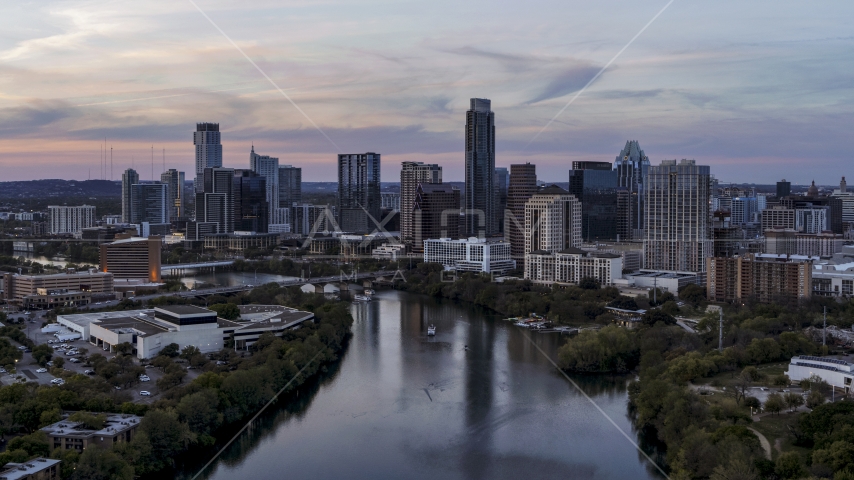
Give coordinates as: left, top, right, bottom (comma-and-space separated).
679, 283, 706, 307
151, 355, 173, 373
52, 356, 65, 369
176, 389, 222, 435
641, 310, 676, 327
180, 345, 200, 360
608, 296, 639, 311
210, 303, 241, 320
773, 375, 790, 388
806, 389, 825, 409
71, 445, 134, 480
648, 287, 675, 306
69, 412, 107, 430
158, 343, 180, 358
114, 342, 134, 356
578, 277, 600, 290
744, 396, 761, 410
138, 410, 193, 466
784, 392, 804, 412
764, 393, 785, 415
774, 451, 805, 479
31, 344, 52, 365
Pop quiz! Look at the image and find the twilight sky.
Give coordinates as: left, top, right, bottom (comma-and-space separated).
1, 0, 852, 184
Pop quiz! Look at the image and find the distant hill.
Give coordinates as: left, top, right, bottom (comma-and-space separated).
0, 179, 121, 199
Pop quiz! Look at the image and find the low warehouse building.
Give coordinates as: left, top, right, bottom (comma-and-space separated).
786, 355, 854, 393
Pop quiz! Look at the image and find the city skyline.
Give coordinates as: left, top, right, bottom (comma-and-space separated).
1, 1, 852, 183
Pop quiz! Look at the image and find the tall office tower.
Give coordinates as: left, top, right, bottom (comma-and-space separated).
131, 184, 169, 224
121, 168, 139, 223
278, 165, 302, 208
400, 161, 442, 245
523, 185, 582, 256
568, 161, 618, 241
506, 163, 538, 260
338, 153, 381, 233
464, 98, 496, 237
777, 179, 791, 199
249, 146, 282, 224
160, 169, 185, 220
616, 188, 633, 241
731, 197, 758, 225
613, 140, 650, 239
644, 159, 712, 274
233, 169, 269, 233
47, 205, 96, 235
194, 123, 223, 192
293, 204, 335, 235
195, 167, 235, 234
494, 167, 509, 234
412, 184, 460, 253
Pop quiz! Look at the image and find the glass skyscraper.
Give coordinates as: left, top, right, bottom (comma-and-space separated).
568, 161, 618, 241
614, 140, 650, 239
464, 98, 496, 237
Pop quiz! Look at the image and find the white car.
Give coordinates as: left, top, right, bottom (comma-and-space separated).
140, 391, 151, 396
68, 358, 81, 363
47, 340, 55, 344
45, 362, 53, 367
0, 368, 6, 373
139, 375, 150, 381
17, 346, 26, 351
114, 385, 122, 390
36, 368, 47, 373
50, 378, 64, 385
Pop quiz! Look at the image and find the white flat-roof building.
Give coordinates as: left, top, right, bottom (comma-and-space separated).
423, 237, 515, 274
623, 269, 701, 294
787, 355, 854, 393
525, 248, 622, 286
0, 457, 61, 479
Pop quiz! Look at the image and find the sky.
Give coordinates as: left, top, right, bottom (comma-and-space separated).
0, 0, 852, 184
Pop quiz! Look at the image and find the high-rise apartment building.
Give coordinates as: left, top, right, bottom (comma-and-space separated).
293, 204, 335, 235
131, 184, 169, 224
523, 185, 582, 257
614, 140, 650, 239
48, 205, 96, 235
762, 206, 796, 230
121, 168, 139, 223
568, 162, 618, 241
464, 98, 496, 237
278, 165, 302, 208
249, 146, 283, 225
160, 169, 185, 220
400, 161, 442, 245
412, 183, 460, 253
777, 179, 791, 199
506, 163, 538, 260
195, 167, 235, 235
644, 159, 712, 274
233, 169, 268, 233
706, 254, 812, 307
731, 197, 758, 225
194, 123, 223, 192
338, 153, 381, 233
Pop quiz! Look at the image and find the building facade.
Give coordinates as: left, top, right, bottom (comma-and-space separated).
48, 205, 96, 235
523, 186, 582, 257
121, 168, 139, 223
194, 123, 222, 192
1, 271, 113, 306
131, 183, 169, 224
614, 140, 650, 239
506, 163, 538, 261
412, 183, 460, 253
278, 165, 302, 208
160, 169, 185, 220
400, 161, 442, 245
706, 253, 812, 306
568, 162, 618, 241
338, 153, 381, 233
524, 248, 622, 286
99, 237, 162, 282
195, 167, 235, 235
464, 98, 496, 236
249, 146, 283, 225
644, 159, 712, 274
233, 169, 268, 233
423, 237, 514, 274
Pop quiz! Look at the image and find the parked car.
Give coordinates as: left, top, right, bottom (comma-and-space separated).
17, 346, 26, 351
84, 369, 94, 375
45, 361, 53, 367
140, 391, 151, 396
114, 386, 121, 390
35, 368, 47, 373
50, 378, 64, 385
68, 358, 81, 363
0, 368, 6, 373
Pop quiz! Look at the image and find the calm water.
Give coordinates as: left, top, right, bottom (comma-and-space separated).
183, 290, 661, 480
176, 271, 299, 289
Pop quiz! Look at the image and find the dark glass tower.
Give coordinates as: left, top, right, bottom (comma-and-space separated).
613, 140, 650, 239
338, 153, 381, 233
464, 98, 496, 237
777, 179, 791, 199
233, 169, 268, 233
568, 162, 618, 241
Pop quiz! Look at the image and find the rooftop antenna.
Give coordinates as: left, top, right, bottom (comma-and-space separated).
719, 309, 723, 352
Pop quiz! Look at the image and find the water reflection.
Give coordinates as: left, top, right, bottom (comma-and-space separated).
185, 291, 661, 480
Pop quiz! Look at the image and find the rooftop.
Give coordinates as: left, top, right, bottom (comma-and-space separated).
155, 305, 214, 316
41, 413, 141, 439
94, 316, 169, 337
0, 458, 61, 480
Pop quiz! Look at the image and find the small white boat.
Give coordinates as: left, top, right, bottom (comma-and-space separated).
354, 294, 371, 302
427, 324, 436, 336
364, 289, 375, 295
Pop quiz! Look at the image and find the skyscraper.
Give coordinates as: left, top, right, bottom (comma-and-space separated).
233, 169, 268, 233
777, 179, 791, 199
278, 165, 302, 209
614, 140, 650, 239
523, 185, 582, 258
400, 161, 442, 245
249, 146, 282, 225
195, 167, 235, 235
160, 169, 185, 220
121, 168, 139, 223
338, 153, 381, 233
194, 123, 222, 192
644, 159, 712, 273
494, 167, 509, 234
464, 98, 496, 237
412, 183, 460, 253
506, 163, 537, 260
568, 161, 618, 241
131, 184, 169, 224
